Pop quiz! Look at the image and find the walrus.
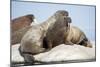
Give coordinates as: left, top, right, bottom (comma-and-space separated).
64, 26, 92, 48
19, 10, 70, 64
11, 14, 34, 33
45, 16, 72, 49
11, 14, 38, 45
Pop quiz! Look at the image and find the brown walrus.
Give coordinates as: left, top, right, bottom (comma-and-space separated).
11, 14, 36, 45
11, 14, 34, 33
64, 26, 92, 48
19, 10, 70, 64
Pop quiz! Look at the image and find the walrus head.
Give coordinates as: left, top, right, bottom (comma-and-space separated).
54, 10, 69, 20
54, 10, 72, 28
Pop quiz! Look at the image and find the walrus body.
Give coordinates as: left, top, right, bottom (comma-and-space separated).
19, 16, 56, 64
45, 17, 72, 49
11, 26, 32, 45
11, 14, 35, 45
11, 14, 34, 33
65, 26, 92, 48
19, 10, 70, 64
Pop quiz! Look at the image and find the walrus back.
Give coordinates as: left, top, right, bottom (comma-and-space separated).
67, 26, 86, 44
11, 14, 34, 33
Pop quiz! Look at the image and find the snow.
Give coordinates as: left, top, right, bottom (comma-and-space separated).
11, 41, 95, 63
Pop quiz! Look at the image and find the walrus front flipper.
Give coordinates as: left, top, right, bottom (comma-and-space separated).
65, 40, 74, 45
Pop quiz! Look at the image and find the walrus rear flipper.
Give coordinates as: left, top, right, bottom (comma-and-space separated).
18, 45, 46, 65
18, 46, 35, 65
22, 53, 35, 65
78, 36, 92, 48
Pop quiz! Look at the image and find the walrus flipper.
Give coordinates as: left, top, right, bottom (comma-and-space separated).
19, 45, 46, 64
64, 40, 74, 45
18, 46, 34, 65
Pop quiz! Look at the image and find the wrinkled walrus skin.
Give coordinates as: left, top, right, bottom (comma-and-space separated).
64, 26, 92, 48
19, 10, 70, 64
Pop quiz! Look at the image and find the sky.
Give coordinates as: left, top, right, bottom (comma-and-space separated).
11, 1, 96, 41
